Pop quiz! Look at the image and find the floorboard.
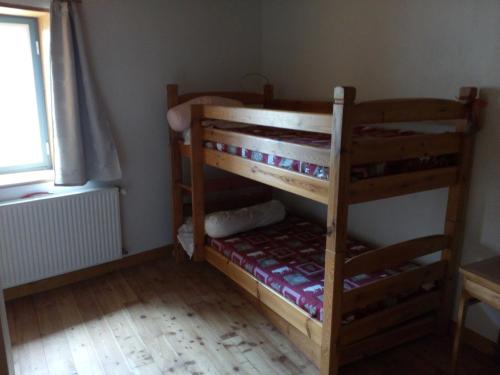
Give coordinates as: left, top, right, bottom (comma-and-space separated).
5, 257, 500, 374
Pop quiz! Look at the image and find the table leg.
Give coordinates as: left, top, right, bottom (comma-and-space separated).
452, 290, 470, 374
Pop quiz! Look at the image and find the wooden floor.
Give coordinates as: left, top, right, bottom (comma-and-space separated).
5, 257, 500, 375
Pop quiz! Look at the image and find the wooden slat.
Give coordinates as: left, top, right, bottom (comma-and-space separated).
349, 166, 459, 203
184, 146, 458, 205
178, 91, 265, 105
344, 235, 450, 278
342, 260, 447, 314
352, 99, 466, 125
202, 105, 333, 134
339, 316, 435, 365
181, 143, 328, 203
351, 133, 462, 165
204, 148, 329, 204
204, 127, 330, 166
340, 291, 441, 345
205, 246, 323, 346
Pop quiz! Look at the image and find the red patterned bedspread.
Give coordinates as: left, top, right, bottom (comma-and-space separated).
204, 125, 454, 181
209, 215, 426, 323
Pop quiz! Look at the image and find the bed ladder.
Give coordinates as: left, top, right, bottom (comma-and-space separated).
167, 84, 189, 262
166, 84, 274, 262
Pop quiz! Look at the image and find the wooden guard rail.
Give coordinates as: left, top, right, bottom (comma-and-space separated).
342, 260, 447, 314
200, 105, 332, 134
351, 133, 462, 165
348, 167, 459, 203
344, 234, 450, 278
204, 127, 331, 166
337, 234, 450, 346
205, 128, 463, 171
339, 290, 441, 346
351, 98, 467, 125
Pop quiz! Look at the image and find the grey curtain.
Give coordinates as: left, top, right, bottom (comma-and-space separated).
50, 0, 121, 185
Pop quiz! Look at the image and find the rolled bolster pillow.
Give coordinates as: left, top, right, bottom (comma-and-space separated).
205, 200, 286, 238
167, 96, 243, 132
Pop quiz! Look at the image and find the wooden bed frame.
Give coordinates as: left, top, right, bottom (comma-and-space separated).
166, 84, 480, 374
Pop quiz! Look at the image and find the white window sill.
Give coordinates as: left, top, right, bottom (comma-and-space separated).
0, 170, 54, 188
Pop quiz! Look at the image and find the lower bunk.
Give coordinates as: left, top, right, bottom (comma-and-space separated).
201, 213, 446, 367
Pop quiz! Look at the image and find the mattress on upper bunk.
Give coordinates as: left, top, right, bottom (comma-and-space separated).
203, 125, 455, 181
209, 215, 431, 323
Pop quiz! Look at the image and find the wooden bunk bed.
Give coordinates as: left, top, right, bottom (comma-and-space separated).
166, 83, 480, 374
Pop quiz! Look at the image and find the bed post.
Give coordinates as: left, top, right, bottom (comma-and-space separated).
190, 104, 206, 261
438, 87, 479, 334
167, 84, 186, 262
263, 84, 274, 109
320, 86, 356, 375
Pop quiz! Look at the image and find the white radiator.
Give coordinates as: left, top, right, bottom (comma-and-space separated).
0, 187, 122, 288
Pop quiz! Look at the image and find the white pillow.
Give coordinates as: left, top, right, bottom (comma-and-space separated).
205, 200, 286, 238
167, 96, 243, 132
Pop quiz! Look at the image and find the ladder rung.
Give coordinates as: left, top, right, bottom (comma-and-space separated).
179, 183, 192, 192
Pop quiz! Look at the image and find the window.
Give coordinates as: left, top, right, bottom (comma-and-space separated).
0, 15, 51, 175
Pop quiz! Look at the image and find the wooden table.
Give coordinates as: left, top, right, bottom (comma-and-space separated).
452, 256, 500, 373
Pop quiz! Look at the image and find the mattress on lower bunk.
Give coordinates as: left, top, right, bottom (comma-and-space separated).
209, 215, 431, 324
204, 125, 455, 181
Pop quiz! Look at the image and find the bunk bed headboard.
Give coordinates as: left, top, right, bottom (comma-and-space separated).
350, 87, 480, 131
166, 83, 335, 114
166, 84, 274, 109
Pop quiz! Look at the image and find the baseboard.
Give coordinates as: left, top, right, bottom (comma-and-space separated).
3, 245, 173, 301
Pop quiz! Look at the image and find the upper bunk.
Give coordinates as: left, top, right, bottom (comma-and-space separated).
167, 84, 479, 205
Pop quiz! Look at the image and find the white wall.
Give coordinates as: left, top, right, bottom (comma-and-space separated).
262, 0, 500, 341
1, 0, 262, 254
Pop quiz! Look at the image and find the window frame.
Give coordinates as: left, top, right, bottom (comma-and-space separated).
0, 14, 52, 175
